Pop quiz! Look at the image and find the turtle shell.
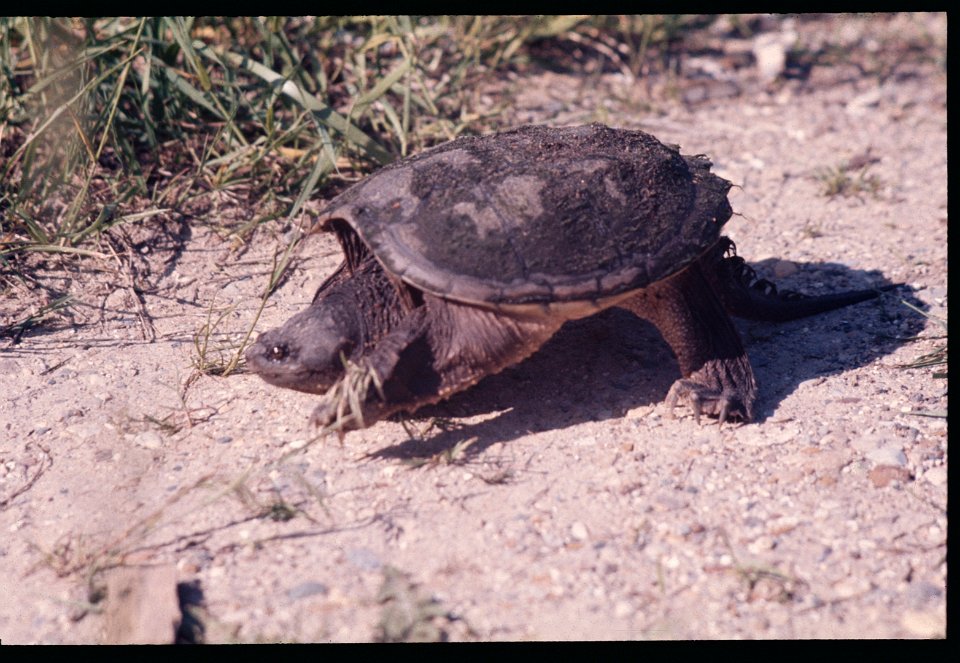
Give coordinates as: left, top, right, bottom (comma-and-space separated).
319, 123, 732, 309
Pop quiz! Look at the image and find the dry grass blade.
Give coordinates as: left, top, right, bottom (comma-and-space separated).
318, 357, 385, 439
0, 244, 108, 259
226, 230, 303, 377
897, 300, 947, 370
403, 437, 481, 470
895, 299, 947, 417
192, 300, 239, 376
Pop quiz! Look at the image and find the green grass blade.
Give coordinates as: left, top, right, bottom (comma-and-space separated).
194, 42, 394, 164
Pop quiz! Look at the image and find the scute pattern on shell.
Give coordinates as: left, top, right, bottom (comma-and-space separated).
320, 123, 733, 306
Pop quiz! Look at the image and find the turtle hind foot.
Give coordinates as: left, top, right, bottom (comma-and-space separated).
664, 358, 757, 425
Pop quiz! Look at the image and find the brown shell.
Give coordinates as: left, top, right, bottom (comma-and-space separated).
319, 123, 732, 308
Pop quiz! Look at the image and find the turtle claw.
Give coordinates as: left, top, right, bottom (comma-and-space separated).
309, 358, 388, 436
717, 399, 732, 426
309, 400, 340, 429
665, 377, 751, 425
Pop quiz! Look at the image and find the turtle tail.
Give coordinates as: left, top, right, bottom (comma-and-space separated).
709, 237, 901, 322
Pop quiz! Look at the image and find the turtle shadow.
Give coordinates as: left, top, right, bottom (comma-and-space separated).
367, 261, 926, 462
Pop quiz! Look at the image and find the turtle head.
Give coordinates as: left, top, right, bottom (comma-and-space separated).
246, 303, 360, 394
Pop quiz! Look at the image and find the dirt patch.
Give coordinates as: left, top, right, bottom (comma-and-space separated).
0, 14, 946, 641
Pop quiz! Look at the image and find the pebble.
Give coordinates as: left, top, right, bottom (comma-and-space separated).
772, 260, 798, 279
570, 522, 589, 541
923, 285, 947, 305
865, 446, 907, 466
868, 465, 911, 488
850, 433, 885, 454
65, 422, 103, 442
346, 547, 382, 571
800, 449, 849, 476
286, 581, 329, 601
80, 370, 108, 388
901, 609, 945, 638
132, 431, 163, 450
832, 576, 870, 599
747, 535, 775, 554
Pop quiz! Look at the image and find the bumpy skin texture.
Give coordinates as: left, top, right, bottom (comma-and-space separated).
246, 124, 890, 430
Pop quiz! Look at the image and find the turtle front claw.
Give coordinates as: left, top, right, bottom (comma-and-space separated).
310, 359, 387, 434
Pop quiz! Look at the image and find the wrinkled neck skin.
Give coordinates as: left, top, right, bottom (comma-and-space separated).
246, 258, 409, 394
348, 258, 412, 354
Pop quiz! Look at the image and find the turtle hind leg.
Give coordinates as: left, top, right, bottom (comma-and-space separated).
622, 260, 757, 423
312, 296, 562, 432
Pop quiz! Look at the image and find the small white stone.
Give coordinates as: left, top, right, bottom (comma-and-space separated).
570, 522, 589, 541
865, 446, 907, 466
901, 609, 945, 638
833, 577, 869, 599
748, 535, 776, 554
132, 431, 163, 450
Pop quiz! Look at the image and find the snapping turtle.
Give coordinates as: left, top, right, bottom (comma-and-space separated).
247, 123, 889, 430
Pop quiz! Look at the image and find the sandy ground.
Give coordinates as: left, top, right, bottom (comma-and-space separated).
0, 14, 947, 642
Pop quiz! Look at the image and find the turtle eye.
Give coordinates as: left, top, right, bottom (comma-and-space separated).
268, 344, 290, 361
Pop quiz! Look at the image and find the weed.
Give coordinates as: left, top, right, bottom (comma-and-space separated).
814, 152, 884, 199
897, 299, 947, 418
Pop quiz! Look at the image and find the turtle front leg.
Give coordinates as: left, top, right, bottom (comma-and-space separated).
622, 260, 758, 423
309, 306, 431, 430
311, 296, 562, 432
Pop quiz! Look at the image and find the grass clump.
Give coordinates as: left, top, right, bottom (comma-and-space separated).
813, 151, 884, 199
897, 299, 947, 418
